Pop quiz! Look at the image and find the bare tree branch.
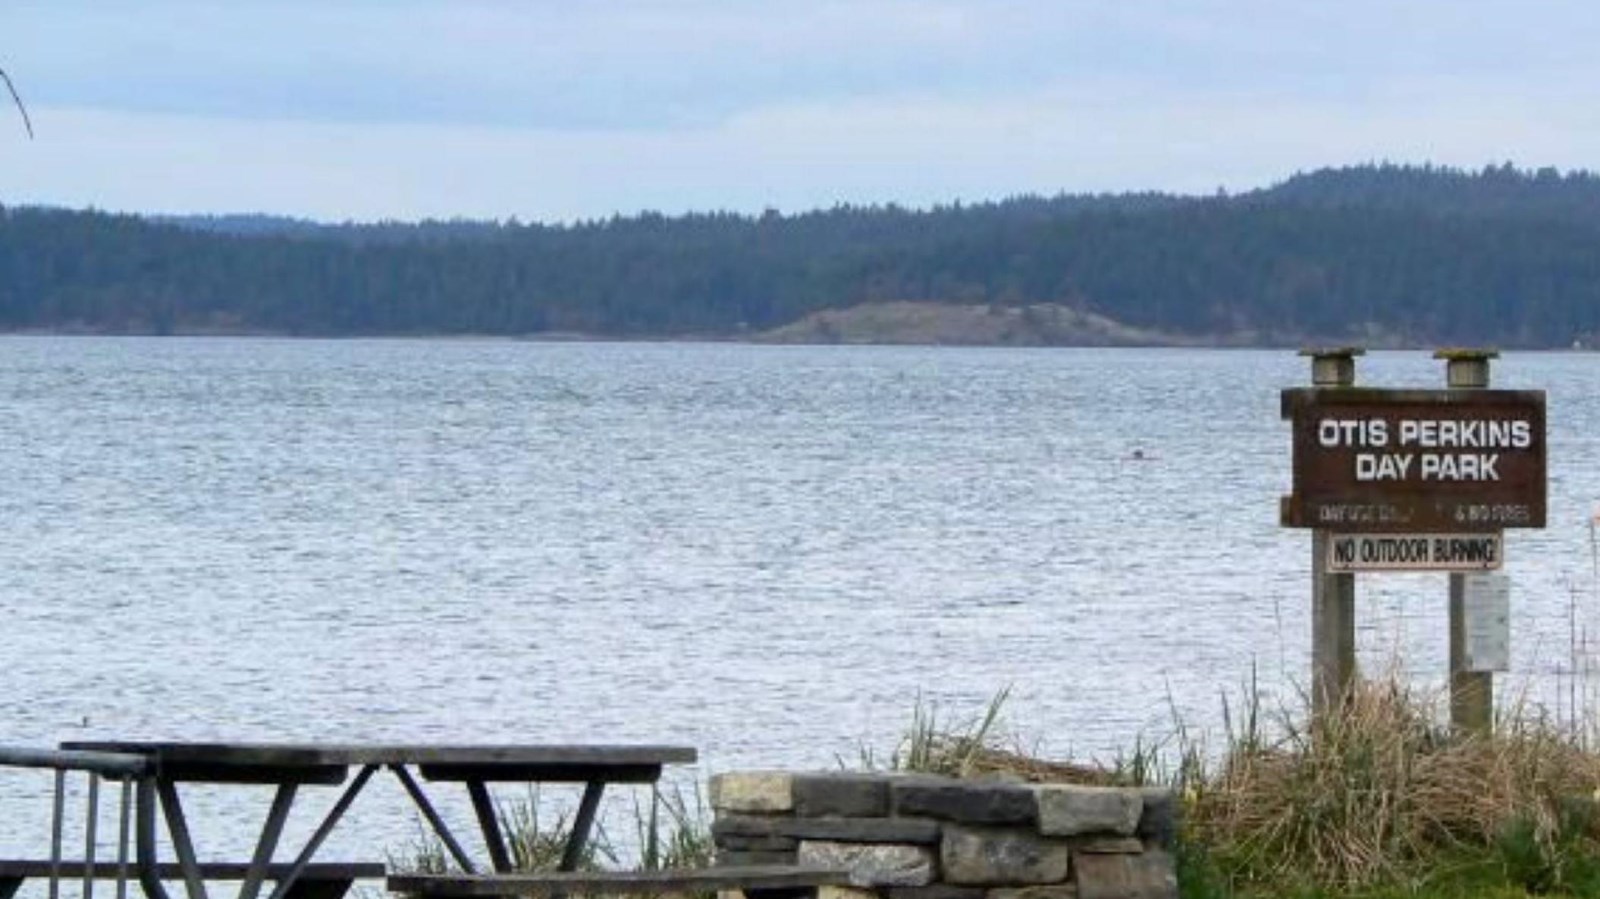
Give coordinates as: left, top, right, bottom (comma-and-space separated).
0, 66, 34, 139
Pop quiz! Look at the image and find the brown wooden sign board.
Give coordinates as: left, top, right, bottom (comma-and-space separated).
1281, 387, 1546, 532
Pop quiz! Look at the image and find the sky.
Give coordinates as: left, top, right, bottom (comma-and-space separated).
3, 0, 1600, 223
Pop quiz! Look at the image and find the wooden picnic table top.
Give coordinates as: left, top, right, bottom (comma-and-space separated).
59, 742, 696, 783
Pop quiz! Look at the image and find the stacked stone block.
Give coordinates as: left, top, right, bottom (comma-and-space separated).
709, 772, 1177, 899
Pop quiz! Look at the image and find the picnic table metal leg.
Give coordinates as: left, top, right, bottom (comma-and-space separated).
263, 764, 377, 899
239, 783, 299, 899
388, 765, 477, 873
116, 776, 134, 899
48, 769, 65, 899
465, 781, 512, 873
157, 779, 212, 899
135, 778, 175, 899
84, 773, 101, 899
560, 782, 605, 872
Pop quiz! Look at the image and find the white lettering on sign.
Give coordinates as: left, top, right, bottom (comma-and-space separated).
1327, 532, 1504, 572
1318, 418, 1532, 451
1319, 415, 1534, 484
1319, 418, 1390, 448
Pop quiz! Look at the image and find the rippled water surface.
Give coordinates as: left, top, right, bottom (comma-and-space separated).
2, 337, 1597, 863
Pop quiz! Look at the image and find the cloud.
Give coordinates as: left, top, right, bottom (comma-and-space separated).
14, 1, 1600, 129
6, 1, 1600, 218
6, 70, 1598, 222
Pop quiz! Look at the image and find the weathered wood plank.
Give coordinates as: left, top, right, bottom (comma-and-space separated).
388, 866, 850, 897
419, 764, 665, 784
0, 747, 148, 777
0, 862, 385, 880
61, 743, 696, 771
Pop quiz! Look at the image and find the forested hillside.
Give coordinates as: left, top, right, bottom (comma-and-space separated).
4, 164, 1600, 346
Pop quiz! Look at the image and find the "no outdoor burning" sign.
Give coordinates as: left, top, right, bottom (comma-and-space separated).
1281, 388, 1546, 532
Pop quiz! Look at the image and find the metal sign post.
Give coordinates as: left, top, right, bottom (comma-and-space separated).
1302, 348, 1361, 719
1440, 349, 1497, 736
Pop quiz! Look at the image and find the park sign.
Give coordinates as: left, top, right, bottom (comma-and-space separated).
1281, 387, 1546, 533
1325, 532, 1502, 572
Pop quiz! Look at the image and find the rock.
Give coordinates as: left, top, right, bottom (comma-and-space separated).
1135, 789, 1178, 850
794, 773, 892, 818
714, 833, 800, 852
818, 888, 881, 899
1070, 838, 1143, 854
886, 886, 987, 899
799, 840, 937, 887
893, 780, 1038, 825
941, 825, 1070, 885
714, 849, 798, 866
1073, 851, 1178, 899
715, 814, 941, 844
1035, 786, 1142, 837
710, 772, 794, 813
986, 887, 1079, 899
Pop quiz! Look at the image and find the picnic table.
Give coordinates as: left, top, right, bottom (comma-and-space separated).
47, 742, 698, 899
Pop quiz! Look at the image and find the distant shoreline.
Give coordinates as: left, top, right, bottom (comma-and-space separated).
1, 327, 1590, 352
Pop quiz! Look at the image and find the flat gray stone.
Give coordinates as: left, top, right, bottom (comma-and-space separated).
714, 833, 801, 852
715, 814, 941, 844
893, 780, 1038, 824
818, 888, 880, 899
1071, 838, 1143, 855
714, 849, 799, 867
799, 840, 936, 887
1073, 851, 1177, 899
986, 887, 1079, 899
887, 886, 987, 899
710, 772, 794, 813
941, 825, 1071, 886
1135, 789, 1178, 850
794, 773, 892, 818
1035, 786, 1142, 837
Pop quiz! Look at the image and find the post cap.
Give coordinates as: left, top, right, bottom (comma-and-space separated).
1299, 347, 1366, 359
1432, 348, 1499, 361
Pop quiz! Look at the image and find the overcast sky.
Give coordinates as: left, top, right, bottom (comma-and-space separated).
3, 1, 1598, 222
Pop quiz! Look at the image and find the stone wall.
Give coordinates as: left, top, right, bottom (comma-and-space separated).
709, 772, 1177, 899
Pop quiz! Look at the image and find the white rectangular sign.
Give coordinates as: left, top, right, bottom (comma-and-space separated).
1463, 573, 1511, 672
1326, 532, 1503, 571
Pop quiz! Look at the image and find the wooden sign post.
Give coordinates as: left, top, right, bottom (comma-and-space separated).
1282, 349, 1547, 735
1440, 349, 1496, 736
1302, 348, 1361, 719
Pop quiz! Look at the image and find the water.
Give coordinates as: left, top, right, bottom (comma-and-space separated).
1, 337, 1597, 866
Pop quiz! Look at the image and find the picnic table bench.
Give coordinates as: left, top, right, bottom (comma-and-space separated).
388, 864, 851, 899
0, 861, 384, 899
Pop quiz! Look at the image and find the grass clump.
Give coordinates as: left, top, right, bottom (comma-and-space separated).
634, 783, 714, 871
391, 784, 711, 876
1183, 680, 1600, 896
871, 681, 1600, 898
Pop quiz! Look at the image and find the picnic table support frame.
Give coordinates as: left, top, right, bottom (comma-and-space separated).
49, 770, 65, 899
137, 778, 171, 899
136, 767, 381, 899
263, 765, 378, 899
83, 775, 100, 899
465, 782, 512, 873
157, 780, 212, 899
561, 783, 605, 872
390, 766, 479, 873
240, 785, 299, 899
116, 777, 134, 899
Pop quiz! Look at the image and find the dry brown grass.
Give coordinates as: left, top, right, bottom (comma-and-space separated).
1186, 679, 1600, 892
